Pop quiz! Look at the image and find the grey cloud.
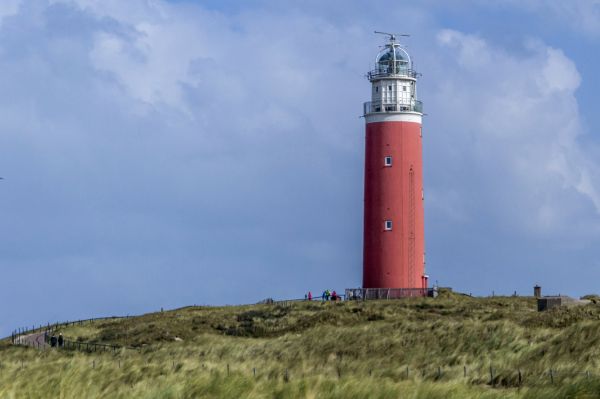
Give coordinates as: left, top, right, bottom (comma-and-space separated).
1, 0, 600, 336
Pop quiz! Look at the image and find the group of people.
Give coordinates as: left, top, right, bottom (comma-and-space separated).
304, 290, 341, 302
46, 331, 64, 348
322, 289, 340, 301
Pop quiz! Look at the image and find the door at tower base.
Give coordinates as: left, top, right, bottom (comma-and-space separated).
362, 118, 425, 289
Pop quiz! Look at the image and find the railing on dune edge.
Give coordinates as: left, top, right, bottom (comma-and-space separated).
8, 316, 131, 349
10, 291, 425, 350
47, 336, 138, 353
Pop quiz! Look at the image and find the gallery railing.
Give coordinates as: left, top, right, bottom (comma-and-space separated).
364, 100, 423, 115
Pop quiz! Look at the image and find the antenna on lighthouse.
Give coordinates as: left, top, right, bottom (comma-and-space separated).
374, 31, 410, 42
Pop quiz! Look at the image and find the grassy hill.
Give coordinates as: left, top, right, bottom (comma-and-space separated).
3, 292, 600, 398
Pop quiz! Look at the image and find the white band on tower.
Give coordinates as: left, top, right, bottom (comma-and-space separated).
365, 113, 422, 124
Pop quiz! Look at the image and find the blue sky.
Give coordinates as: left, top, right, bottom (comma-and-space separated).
2, 0, 600, 336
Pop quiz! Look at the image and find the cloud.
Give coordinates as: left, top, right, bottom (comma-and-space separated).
436, 29, 491, 68
538, 47, 581, 93
1, 0, 600, 336
0, 0, 21, 21
0, 0, 371, 334
541, 0, 600, 37
428, 30, 600, 236
495, 0, 600, 38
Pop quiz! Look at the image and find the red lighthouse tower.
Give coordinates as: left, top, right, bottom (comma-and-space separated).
362, 33, 427, 292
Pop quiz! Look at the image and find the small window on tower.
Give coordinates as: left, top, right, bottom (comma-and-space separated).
384, 220, 393, 231
375, 86, 379, 93
384, 156, 393, 166
402, 86, 407, 92
388, 85, 392, 91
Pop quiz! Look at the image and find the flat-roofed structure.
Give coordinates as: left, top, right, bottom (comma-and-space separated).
537, 295, 590, 311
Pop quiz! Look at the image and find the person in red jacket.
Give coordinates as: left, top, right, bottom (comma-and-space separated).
308, 291, 312, 301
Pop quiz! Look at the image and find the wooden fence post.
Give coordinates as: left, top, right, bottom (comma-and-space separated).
489, 366, 494, 386
464, 366, 467, 377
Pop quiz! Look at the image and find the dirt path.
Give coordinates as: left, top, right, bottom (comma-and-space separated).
16, 331, 49, 349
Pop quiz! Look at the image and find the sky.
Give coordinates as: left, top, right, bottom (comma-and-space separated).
2, 0, 600, 336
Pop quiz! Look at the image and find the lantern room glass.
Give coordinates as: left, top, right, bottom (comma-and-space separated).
375, 46, 411, 75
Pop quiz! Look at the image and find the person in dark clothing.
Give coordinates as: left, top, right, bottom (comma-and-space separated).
58, 334, 64, 347
50, 336, 57, 347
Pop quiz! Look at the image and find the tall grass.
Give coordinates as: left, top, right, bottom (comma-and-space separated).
3, 293, 600, 398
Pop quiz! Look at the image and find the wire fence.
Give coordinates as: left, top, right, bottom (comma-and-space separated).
8, 296, 334, 353
10, 316, 133, 352
9, 290, 434, 353
9, 291, 428, 355
49, 337, 135, 353
9, 289, 404, 348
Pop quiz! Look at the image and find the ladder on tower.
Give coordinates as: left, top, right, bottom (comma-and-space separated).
408, 167, 416, 286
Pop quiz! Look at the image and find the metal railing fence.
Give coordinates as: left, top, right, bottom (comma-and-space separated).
9, 316, 130, 351
368, 68, 419, 80
345, 287, 435, 300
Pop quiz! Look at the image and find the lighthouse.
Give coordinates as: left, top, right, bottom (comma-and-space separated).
362, 33, 427, 293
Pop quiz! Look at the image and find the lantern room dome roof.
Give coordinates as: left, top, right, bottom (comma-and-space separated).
376, 46, 410, 66
370, 44, 414, 78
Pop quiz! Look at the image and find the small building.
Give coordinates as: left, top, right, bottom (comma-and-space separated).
537, 295, 590, 311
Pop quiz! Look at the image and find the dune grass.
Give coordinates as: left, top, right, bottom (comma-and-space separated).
3, 292, 600, 398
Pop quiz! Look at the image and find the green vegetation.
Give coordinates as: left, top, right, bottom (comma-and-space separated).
3, 292, 600, 398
